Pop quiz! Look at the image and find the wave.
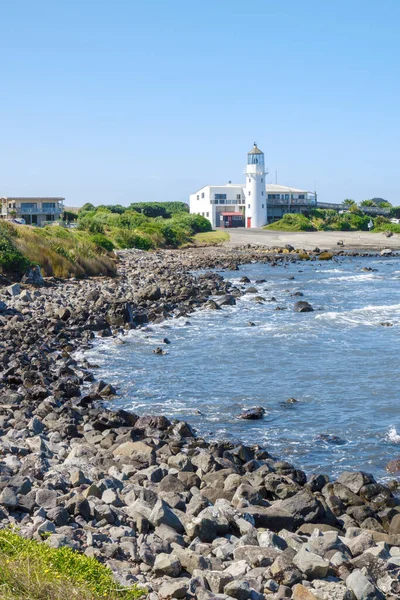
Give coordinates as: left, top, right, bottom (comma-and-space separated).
387, 426, 400, 443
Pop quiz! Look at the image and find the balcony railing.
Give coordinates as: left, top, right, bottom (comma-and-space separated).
267, 198, 315, 206
18, 206, 63, 214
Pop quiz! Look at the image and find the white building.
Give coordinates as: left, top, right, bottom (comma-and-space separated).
190, 144, 317, 228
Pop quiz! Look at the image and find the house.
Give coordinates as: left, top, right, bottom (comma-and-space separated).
189, 144, 317, 227
0, 197, 65, 226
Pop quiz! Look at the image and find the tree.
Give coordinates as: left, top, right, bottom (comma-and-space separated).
343, 199, 356, 206
359, 200, 376, 207
80, 203, 95, 212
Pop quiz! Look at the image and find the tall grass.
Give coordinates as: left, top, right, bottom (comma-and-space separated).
13, 226, 117, 278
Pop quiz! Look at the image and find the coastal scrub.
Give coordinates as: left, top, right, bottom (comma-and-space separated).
0, 529, 145, 600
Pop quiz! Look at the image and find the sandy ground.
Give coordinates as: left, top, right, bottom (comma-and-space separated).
223, 228, 400, 251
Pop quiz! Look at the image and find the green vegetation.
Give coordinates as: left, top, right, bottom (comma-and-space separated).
0, 529, 144, 600
0, 202, 213, 279
189, 230, 230, 246
264, 214, 316, 231
264, 209, 383, 233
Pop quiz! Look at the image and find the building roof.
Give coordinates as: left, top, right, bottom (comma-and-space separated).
266, 184, 313, 194
1, 197, 65, 201
248, 143, 264, 155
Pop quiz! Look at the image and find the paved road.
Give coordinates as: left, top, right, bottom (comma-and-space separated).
223, 228, 400, 251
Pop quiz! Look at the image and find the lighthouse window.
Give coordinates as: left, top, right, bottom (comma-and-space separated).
248, 191, 251, 196
248, 179, 251, 183
261, 178, 263, 183
262, 204, 264, 209
248, 204, 250, 209
261, 191, 264, 196
196, 195, 199, 200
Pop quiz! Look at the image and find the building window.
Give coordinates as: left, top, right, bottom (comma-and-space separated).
261, 178, 263, 183
215, 194, 227, 200
197, 195, 199, 200
248, 178, 251, 183
261, 191, 264, 196
236, 194, 241, 200
42, 202, 56, 209
206, 212, 209, 217
248, 204, 250, 209
262, 204, 264, 209
248, 191, 251, 196
299, 194, 305, 199
201, 193, 205, 198
202, 212, 204, 216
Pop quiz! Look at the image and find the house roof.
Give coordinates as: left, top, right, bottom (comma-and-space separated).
266, 184, 313, 194
221, 212, 244, 216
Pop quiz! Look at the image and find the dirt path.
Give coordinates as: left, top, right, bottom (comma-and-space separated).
224, 228, 400, 251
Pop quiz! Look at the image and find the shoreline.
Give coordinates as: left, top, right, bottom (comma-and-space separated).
1, 246, 400, 599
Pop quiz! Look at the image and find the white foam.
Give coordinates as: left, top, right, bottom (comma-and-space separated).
387, 426, 400, 443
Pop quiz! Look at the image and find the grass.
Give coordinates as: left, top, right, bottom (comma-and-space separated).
0, 224, 117, 278
0, 530, 145, 600
264, 214, 316, 232
188, 230, 230, 246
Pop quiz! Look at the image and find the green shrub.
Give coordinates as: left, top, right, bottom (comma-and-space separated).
78, 216, 105, 234
90, 233, 115, 251
264, 213, 316, 231
113, 229, 154, 250
0, 236, 31, 274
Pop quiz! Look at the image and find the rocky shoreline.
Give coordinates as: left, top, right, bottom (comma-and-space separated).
0, 246, 399, 600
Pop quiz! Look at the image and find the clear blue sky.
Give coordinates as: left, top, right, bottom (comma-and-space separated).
1, 0, 399, 206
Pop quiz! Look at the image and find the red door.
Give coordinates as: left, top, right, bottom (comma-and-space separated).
247, 217, 251, 228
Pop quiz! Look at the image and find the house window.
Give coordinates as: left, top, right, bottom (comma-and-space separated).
236, 194, 241, 200
299, 194, 305, 199
201, 193, 205, 198
215, 194, 227, 200
248, 204, 250, 209
206, 212, 209, 217
197, 195, 199, 200
42, 202, 56, 209
248, 191, 251, 196
202, 212, 204, 216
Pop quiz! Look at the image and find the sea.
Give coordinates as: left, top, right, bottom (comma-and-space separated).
81, 255, 400, 482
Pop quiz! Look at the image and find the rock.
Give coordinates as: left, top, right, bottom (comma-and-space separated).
217, 295, 236, 306
293, 546, 329, 579
149, 499, 184, 533
292, 584, 318, 599
336, 471, 374, 494
113, 441, 156, 465
224, 580, 252, 600
158, 579, 189, 599
380, 248, 393, 256
6, 283, 21, 297
154, 552, 182, 577
386, 458, 400, 474
22, 265, 43, 285
205, 571, 233, 594
389, 513, 400, 534
318, 252, 333, 260
346, 569, 385, 599
237, 407, 265, 420
294, 301, 314, 313
0, 487, 18, 509
270, 554, 302, 586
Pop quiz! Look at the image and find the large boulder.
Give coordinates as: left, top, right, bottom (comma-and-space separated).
294, 301, 314, 313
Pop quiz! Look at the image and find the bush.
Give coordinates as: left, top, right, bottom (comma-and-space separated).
90, 233, 115, 252
264, 213, 316, 231
113, 229, 154, 250
172, 213, 212, 233
0, 235, 31, 275
78, 216, 105, 234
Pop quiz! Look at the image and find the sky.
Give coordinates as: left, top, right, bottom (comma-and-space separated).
1, 0, 399, 206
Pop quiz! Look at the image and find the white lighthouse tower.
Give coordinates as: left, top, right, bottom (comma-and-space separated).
245, 143, 267, 228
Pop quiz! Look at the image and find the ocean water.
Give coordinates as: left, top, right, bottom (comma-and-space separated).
82, 255, 400, 481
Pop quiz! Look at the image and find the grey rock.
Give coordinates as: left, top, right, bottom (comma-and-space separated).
346, 569, 385, 599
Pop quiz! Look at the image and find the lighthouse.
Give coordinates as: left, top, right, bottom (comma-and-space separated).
245, 142, 267, 228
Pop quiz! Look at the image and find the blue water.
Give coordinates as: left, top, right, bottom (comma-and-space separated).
82, 256, 400, 481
